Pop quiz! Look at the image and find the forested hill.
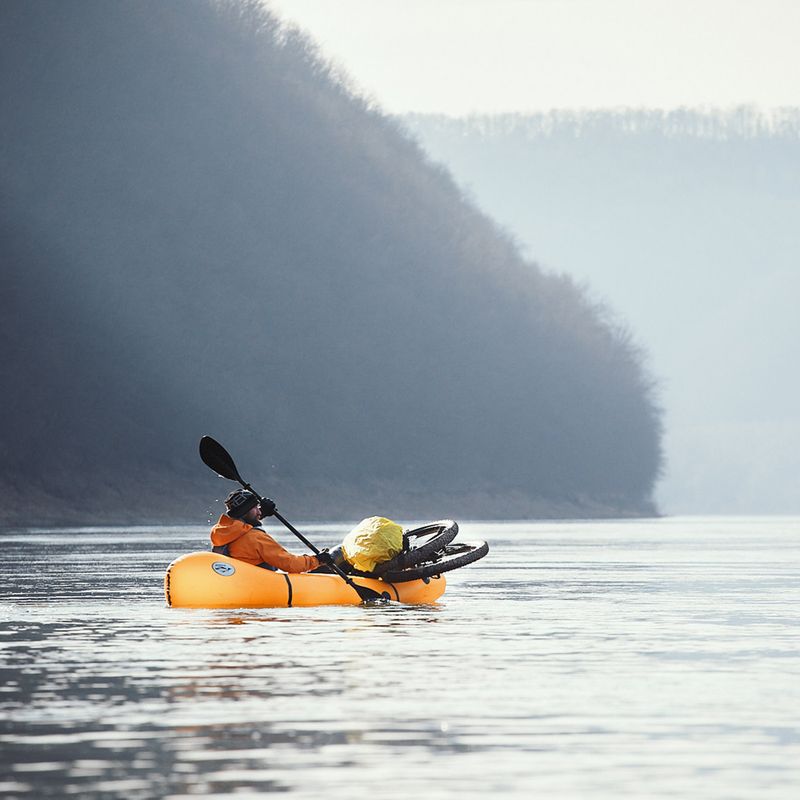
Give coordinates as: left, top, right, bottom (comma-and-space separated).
0, 0, 662, 526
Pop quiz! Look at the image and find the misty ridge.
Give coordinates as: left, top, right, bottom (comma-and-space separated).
403, 109, 800, 514
0, 0, 662, 526
409, 106, 800, 141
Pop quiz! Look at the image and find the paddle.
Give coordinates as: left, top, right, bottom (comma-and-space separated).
198, 435, 384, 603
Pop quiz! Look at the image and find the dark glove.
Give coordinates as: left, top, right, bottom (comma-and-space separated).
316, 548, 334, 566
259, 498, 276, 517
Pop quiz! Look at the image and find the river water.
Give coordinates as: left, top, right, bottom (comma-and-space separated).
1, 517, 799, 799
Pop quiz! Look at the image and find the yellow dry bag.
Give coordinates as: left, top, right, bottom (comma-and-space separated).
341, 516, 403, 573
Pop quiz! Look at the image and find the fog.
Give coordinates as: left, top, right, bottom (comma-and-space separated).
404, 109, 800, 514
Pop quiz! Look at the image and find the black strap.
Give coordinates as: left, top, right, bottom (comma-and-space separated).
283, 573, 293, 607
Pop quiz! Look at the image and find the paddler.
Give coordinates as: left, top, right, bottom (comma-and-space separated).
210, 489, 333, 572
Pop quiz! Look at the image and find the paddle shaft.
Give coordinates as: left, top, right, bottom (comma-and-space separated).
237, 481, 381, 600
199, 437, 382, 601
234, 480, 322, 553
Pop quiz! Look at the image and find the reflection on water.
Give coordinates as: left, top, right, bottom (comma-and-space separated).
1, 518, 799, 798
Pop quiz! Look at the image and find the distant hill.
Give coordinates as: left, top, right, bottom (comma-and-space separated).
0, 1, 662, 526
402, 109, 800, 514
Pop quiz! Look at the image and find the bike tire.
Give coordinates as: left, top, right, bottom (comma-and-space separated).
381, 540, 489, 582
345, 520, 460, 578
401, 520, 459, 565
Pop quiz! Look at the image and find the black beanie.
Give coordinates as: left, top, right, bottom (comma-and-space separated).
225, 489, 259, 519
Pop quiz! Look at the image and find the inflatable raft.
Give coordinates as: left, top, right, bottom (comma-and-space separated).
165, 551, 446, 608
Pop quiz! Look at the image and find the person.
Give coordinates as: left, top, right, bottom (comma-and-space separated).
210, 489, 330, 573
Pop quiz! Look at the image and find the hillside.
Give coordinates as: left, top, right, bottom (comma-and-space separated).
0, 1, 662, 526
403, 109, 800, 513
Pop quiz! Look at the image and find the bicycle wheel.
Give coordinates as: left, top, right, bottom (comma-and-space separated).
401, 520, 459, 564
347, 520, 459, 578
382, 540, 489, 582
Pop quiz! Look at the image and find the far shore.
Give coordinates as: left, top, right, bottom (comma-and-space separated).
0, 482, 658, 528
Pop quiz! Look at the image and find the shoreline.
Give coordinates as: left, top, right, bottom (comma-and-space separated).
0, 486, 658, 528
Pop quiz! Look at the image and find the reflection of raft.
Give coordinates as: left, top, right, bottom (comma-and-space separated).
164, 552, 446, 608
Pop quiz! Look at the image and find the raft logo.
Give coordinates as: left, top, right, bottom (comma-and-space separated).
212, 561, 236, 577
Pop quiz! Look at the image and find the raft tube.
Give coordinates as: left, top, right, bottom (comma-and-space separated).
164, 551, 446, 608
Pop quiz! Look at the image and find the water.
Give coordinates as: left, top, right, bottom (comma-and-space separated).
1, 517, 799, 799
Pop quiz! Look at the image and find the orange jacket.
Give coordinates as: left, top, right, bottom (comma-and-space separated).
210, 515, 320, 573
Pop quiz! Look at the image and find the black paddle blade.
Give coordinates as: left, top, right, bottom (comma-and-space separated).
356, 585, 388, 603
199, 436, 243, 483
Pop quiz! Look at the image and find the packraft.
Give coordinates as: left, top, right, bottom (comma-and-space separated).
164, 520, 488, 608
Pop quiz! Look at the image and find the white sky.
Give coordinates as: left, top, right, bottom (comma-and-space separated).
266, 0, 800, 115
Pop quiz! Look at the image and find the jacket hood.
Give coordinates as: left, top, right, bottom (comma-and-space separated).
210, 514, 254, 545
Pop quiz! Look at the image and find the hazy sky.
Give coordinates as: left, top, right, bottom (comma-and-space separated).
267, 0, 800, 114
